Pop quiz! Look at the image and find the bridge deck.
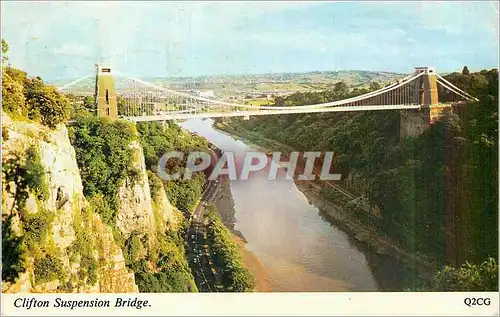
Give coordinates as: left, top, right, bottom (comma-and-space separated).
124, 104, 422, 122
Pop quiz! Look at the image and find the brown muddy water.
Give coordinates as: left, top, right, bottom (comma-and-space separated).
180, 118, 378, 291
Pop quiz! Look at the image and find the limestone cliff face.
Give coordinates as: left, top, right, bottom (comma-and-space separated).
151, 179, 183, 232
116, 141, 155, 239
115, 139, 183, 249
1, 113, 138, 293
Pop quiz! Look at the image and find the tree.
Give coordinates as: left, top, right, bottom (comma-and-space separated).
462, 66, 470, 75
369, 81, 381, 91
6, 67, 28, 84
2, 39, 8, 63
24, 77, 70, 128
82, 96, 95, 109
428, 258, 498, 291
274, 96, 286, 107
334, 81, 348, 97
2, 68, 27, 117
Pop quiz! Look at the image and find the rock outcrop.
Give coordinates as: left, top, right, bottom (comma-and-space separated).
116, 141, 156, 239
151, 178, 183, 232
1, 112, 138, 293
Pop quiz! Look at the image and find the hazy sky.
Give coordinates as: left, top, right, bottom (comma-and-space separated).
2, 1, 498, 80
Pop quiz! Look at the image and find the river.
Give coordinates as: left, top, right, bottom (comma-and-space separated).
180, 118, 378, 292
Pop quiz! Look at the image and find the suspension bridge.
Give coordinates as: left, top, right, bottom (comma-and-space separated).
58, 65, 477, 123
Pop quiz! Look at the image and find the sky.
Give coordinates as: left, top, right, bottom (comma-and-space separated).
1, 1, 498, 81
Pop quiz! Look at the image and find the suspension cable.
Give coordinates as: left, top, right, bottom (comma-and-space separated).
436, 78, 477, 101
435, 73, 479, 101
114, 70, 423, 111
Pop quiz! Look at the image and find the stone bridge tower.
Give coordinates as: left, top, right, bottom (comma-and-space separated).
399, 66, 447, 138
94, 64, 118, 119
414, 66, 439, 106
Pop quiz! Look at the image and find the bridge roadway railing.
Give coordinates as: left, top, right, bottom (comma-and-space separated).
114, 70, 425, 114
123, 104, 423, 122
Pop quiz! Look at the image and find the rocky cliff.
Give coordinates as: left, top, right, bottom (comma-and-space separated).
115, 139, 184, 257
1, 113, 138, 293
116, 140, 156, 239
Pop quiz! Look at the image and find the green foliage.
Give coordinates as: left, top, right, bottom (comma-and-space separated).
136, 121, 208, 169
128, 167, 142, 185
2, 144, 53, 283
205, 205, 254, 292
70, 105, 93, 121
135, 269, 196, 293
2, 39, 9, 64
79, 255, 98, 286
68, 117, 198, 292
24, 77, 70, 128
124, 234, 146, 265
82, 96, 95, 109
428, 258, 498, 291
69, 95, 94, 120
128, 230, 197, 293
2, 68, 27, 119
34, 255, 66, 285
2, 126, 9, 141
164, 174, 204, 214
67, 205, 108, 287
3, 145, 49, 211
6, 66, 28, 84
148, 170, 163, 199
69, 117, 138, 226
463, 70, 499, 262
136, 121, 208, 213
22, 208, 54, 255
2, 38, 8, 61
1, 60, 70, 128
320, 187, 349, 205
87, 194, 115, 228
25, 147, 50, 201
222, 69, 498, 272
2, 205, 56, 284
2, 40, 69, 127
2, 215, 26, 282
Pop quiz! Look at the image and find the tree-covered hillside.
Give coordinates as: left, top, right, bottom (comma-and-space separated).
220, 68, 498, 290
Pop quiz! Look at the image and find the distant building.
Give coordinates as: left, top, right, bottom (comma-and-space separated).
198, 90, 215, 99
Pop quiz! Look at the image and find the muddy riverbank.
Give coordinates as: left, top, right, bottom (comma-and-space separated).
213, 176, 274, 292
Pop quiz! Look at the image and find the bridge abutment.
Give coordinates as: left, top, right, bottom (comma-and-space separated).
398, 107, 430, 138
399, 67, 458, 138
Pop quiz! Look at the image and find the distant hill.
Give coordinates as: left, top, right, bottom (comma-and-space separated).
52, 70, 406, 95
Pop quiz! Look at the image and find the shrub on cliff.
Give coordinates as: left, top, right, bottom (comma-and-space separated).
3, 145, 49, 212
69, 116, 138, 226
34, 255, 66, 285
136, 121, 208, 214
2, 215, 26, 282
